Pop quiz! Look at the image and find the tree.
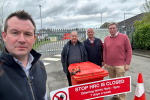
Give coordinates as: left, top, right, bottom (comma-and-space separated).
140, 0, 150, 13
138, 0, 150, 24
133, 23, 150, 50
100, 22, 110, 28
0, 0, 11, 31
133, 0, 150, 50
134, 0, 150, 27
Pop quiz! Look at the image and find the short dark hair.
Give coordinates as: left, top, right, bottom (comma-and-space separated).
4, 10, 36, 34
108, 22, 118, 28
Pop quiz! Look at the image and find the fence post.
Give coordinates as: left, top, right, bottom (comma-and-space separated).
131, 26, 135, 49
0, 27, 5, 52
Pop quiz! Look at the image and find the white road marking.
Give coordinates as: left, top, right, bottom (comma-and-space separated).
54, 54, 61, 57
42, 57, 61, 61
44, 62, 50, 65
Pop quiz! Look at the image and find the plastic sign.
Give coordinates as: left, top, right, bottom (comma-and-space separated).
65, 33, 70, 39
50, 76, 131, 100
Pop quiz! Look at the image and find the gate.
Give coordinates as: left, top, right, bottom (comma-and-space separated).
118, 26, 135, 49
0, 28, 4, 53
34, 28, 86, 56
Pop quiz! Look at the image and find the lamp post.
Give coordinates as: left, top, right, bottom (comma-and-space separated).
124, 13, 137, 49
39, 5, 42, 29
101, 13, 103, 26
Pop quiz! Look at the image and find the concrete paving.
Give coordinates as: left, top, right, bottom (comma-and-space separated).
40, 49, 150, 100
132, 49, 150, 58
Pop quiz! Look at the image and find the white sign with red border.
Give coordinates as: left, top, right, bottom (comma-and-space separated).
50, 76, 131, 100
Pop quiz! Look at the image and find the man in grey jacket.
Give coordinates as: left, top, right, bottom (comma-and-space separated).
61, 31, 87, 86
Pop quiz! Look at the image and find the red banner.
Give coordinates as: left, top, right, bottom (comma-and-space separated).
50, 76, 131, 100
65, 33, 70, 39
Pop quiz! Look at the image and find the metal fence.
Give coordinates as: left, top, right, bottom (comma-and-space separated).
118, 26, 135, 49
0, 28, 89, 55
34, 28, 86, 56
0, 28, 4, 53
0, 26, 135, 55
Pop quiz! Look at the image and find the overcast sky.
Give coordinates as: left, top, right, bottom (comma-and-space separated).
2, 0, 147, 29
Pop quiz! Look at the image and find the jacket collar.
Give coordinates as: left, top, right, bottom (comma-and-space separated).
67, 40, 82, 46
0, 47, 41, 67
87, 37, 97, 44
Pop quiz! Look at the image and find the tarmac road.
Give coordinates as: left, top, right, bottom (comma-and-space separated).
40, 53, 150, 100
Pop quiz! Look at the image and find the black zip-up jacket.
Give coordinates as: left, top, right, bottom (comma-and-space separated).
61, 40, 88, 74
83, 38, 103, 67
0, 48, 47, 100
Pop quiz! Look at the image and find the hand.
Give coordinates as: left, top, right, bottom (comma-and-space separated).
124, 64, 130, 71
104, 64, 107, 70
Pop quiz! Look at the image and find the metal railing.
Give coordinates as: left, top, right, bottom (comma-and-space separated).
118, 26, 135, 49
34, 28, 86, 56
0, 27, 135, 55
0, 28, 4, 53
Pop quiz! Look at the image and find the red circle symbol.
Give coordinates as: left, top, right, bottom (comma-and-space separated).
52, 91, 68, 100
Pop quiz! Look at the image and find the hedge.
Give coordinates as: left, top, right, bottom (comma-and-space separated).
133, 23, 150, 50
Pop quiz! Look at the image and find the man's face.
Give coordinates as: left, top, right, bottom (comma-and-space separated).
70, 32, 78, 43
108, 24, 118, 37
2, 16, 36, 58
87, 28, 94, 39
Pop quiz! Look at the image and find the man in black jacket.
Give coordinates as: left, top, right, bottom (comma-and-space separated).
83, 28, 103, 67
61, 31, 87, 86
0, 10, 47, 100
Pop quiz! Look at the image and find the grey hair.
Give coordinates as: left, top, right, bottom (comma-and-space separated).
108, 22, 118, 28
70, 31, 78, 37
86, 28, 95, 34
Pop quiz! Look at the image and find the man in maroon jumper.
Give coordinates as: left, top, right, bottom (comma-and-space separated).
103, 22, 132, 100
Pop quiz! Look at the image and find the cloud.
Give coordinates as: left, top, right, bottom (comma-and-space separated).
43, 5, 66, 17
2, 0, 145, 29
118, 0, 128, 3
75, 2, 109, 15
112, 0, 128, 3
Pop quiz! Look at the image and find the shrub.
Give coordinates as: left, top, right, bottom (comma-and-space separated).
133, 23, 150, 50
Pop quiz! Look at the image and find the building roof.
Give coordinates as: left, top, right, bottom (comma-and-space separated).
100, 22, 110, 28
118, 13, 145, 27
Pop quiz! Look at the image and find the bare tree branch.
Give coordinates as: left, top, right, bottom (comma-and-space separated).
0, 0, 11, 31
140, 0, 150, 13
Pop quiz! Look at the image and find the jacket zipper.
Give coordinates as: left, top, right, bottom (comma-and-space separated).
14, 58, 39, 100
79, 44, 83, 61
19, 66, 36, 100
28, 77, 35, 100
28, 57, 41, 100
93, 47, 95, 63
21, 66, 36, 100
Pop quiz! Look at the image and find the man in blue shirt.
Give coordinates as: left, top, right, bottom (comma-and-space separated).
0, 10, 47, 100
